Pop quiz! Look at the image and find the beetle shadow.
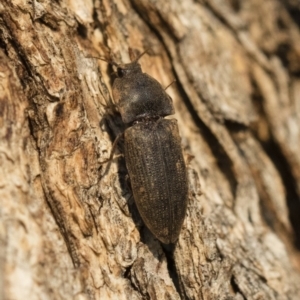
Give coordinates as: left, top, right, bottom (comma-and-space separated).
99, 111, 146, 232
118, 172, 145, 231
99, 109, 124, 172
140, 227, 182, 294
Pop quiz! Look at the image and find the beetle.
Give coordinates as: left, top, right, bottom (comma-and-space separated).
100, 50, 188, 244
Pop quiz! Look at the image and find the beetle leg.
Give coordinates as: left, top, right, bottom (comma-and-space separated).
100, 132, 124, 164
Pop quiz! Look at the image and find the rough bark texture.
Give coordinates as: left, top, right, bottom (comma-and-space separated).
1, 0, 300, 299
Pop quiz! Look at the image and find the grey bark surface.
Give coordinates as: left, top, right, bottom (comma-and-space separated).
1, 0, 300, 299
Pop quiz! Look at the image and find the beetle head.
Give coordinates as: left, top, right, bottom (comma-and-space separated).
114, 61, 142, 78
93, 49, 174, 124
94, 49, 147, 78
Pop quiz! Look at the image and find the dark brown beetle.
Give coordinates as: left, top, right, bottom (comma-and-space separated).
102, 50, 188, 244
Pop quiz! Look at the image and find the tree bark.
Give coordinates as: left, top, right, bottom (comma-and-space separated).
1, 0, 300, 299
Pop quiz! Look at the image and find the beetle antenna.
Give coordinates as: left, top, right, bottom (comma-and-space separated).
164, 79, 176, 91
132, 49, 148, 63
